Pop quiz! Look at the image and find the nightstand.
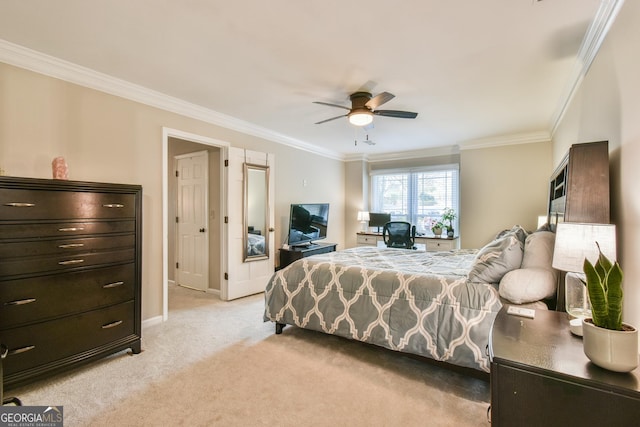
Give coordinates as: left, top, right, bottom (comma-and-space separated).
489, 307, 640, 426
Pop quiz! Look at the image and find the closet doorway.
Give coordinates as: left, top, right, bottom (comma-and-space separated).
163, 128, 228, 320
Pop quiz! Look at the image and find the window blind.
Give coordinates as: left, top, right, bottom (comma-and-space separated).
371, 165, 459, 235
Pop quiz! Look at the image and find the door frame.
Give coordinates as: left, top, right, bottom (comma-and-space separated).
162, 127, 229, 321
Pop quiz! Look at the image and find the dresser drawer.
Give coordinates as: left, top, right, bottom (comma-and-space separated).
0, 189, 136, 220
0, 248, 135, 278
0, 235, 135, 258
1, 300, 136, 375
0, 220, 135, 240
425, 239, 456, 251
0, 263, 136, 328
356, 234, 379, 246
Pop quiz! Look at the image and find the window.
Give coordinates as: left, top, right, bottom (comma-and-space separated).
370, 165, 459, 235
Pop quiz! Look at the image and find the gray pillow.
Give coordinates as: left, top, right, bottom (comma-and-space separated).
468, 233, 524, 283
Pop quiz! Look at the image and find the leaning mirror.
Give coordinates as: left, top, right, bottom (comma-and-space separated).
243, 163, 270, 261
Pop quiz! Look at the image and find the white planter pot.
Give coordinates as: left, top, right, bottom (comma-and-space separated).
582, 319, 639, 372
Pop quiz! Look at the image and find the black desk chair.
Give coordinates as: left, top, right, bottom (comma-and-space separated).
382, 221, 416, 249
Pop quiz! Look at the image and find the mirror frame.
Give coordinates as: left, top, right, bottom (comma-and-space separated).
243, 162, 270, 262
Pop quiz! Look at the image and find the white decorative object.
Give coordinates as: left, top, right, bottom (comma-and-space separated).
52, 156, 68, 180
357, 211, 370, 232
552, 223, 617, 335
582, 319, 638, 372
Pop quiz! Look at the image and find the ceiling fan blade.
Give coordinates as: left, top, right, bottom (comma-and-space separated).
365, 92, 395, 110
373, 110, 418, 119
313, 101, 351, 111
315, 114, 347, 124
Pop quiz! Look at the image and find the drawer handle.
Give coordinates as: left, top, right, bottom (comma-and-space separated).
4, 202, 35, 207
103, 203, 125, 208
4, 298, 36, 306
58, 259, 84, 265
103, 281, 124, 289
58, 227, 85, 232
8, 345, 35, 356
58, 243, 85, 249
102, 320, 123, 329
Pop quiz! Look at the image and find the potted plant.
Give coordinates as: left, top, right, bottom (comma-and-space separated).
582, 243, 638, 372
441, 208, 456, 238
430, 220, 444, 237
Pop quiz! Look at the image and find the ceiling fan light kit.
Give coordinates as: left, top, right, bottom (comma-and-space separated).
348, 110, 373, 126
314, 91, 418, 127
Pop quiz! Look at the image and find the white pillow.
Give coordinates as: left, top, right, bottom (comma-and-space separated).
499, 268, 557, 304
522, 231, 555, 269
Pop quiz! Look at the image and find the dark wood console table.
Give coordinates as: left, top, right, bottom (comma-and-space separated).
278, 242, 337, 269
489, 306, 640, 426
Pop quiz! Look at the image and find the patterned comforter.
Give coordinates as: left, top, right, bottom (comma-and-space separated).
264, 246, 503, 372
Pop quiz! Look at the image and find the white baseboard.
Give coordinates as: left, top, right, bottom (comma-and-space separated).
142, 315, 163, 329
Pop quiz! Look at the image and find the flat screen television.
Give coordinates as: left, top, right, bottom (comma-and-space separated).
368, 212, 391, 233
287, 203, 330, 247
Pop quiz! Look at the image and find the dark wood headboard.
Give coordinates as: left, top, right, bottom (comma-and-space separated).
547, 140, 610, 230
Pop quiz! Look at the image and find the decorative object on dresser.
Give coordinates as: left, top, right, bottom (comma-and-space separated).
0, 176, 142, 388
356, 211, 369, 232
582, 242, 637, 372
552, 222, 617, 336
489, 307, 640, 426
51, 157, 69, 180
441, 207, 456, 237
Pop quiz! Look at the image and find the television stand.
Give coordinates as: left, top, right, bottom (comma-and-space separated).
279, 242, 337, 269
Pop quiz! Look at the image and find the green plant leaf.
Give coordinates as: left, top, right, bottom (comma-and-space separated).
584, 258, 607, 328
606, 261, 624, 330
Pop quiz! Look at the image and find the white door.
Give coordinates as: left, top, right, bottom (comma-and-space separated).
176, 150, 209, 291
223, 147, 275, 300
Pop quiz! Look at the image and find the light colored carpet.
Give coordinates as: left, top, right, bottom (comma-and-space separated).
8, 284, 490, 426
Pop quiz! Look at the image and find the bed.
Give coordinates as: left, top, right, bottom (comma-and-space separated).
247, 233, 266, 256
264, 225, 558, 373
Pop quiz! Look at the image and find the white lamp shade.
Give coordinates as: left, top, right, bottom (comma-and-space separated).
357, 211, 370, 222
552, 223, 616, 272
537, 215, 548, 229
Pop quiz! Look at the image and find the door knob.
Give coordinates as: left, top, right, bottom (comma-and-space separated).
199, 228, 206, 233
269, 227, 275, 232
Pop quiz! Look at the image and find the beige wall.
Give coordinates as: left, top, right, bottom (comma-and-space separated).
460, 142, 552, 248
0, 62, 345, 322
344, 160, 367, 248
553, 0, 640, 331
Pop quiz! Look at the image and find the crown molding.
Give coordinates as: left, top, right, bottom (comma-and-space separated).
550, 0, 625, 136
345, 144, 461, 163
459, 131, 551, 151
0, 39, 344, 161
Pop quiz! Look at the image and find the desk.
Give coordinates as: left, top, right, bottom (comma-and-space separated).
489, 307, 640, 426
356, 232, 459, 251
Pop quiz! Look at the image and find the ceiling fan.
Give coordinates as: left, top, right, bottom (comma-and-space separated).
313, 91, 418, 126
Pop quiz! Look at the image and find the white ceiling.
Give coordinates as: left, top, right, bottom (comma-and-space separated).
0, 0, 609, 159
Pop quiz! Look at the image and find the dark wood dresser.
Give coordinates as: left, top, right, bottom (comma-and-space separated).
0, 176, 142, 388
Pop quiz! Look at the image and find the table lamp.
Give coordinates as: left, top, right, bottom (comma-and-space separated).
551, 222, 616, 336
357, 211, 370, 232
